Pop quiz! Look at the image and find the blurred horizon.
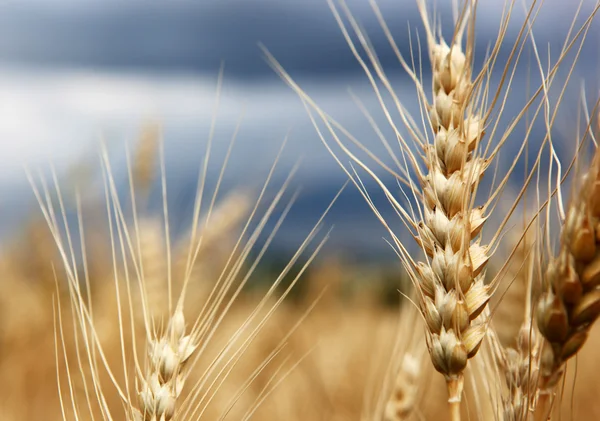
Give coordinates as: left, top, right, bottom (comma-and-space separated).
1, 0, 599, 258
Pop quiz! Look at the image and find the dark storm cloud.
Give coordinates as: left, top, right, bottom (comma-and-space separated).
0, 0, 592, 79
0, 0, 597, 254
0, 1, 382, 77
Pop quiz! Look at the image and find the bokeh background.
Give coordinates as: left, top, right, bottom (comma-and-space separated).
0, 0, 598, 258
1, 2, 600, 420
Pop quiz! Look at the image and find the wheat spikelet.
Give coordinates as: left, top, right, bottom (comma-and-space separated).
536, 148, 600, 397
367, 294, 425, 421
501, 323, 541, 421
133, 308, 197, 421
490, 216, 542, 421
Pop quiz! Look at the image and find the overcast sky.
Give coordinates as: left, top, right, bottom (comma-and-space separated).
0, 0, 595, 172
0, 0, 595, 77
0, 0, 597, 252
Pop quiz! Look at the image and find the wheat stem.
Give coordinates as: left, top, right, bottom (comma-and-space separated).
447, 376, 464, 421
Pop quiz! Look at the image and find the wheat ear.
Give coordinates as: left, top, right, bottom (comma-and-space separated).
383, 354, 421, 421
409, 4, 492, 416
536, 148, 600, 402
502, 325, 541, 421
492, 217, 541, 421
133, 308, 198, 421
380, 300, 424, 421
262, 0, 600, 418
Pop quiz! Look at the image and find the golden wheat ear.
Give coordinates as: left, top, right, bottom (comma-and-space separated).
30, 74, 344, 420
37, 141, 339, 421
264, 0, 600, 419
534, 145, 600, 416
492, 217, 543, 421
377, 300, 425, 421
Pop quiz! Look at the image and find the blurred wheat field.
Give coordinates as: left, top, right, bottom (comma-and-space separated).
0, 187, 413, 421
3, 209, 600, 420
1, 1, 600, 420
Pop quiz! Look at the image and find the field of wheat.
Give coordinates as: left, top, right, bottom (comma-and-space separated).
2, 1, 600, 420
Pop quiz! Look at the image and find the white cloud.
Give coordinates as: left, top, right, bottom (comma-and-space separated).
0, 67, 407, 197
0, 68, 312, 182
